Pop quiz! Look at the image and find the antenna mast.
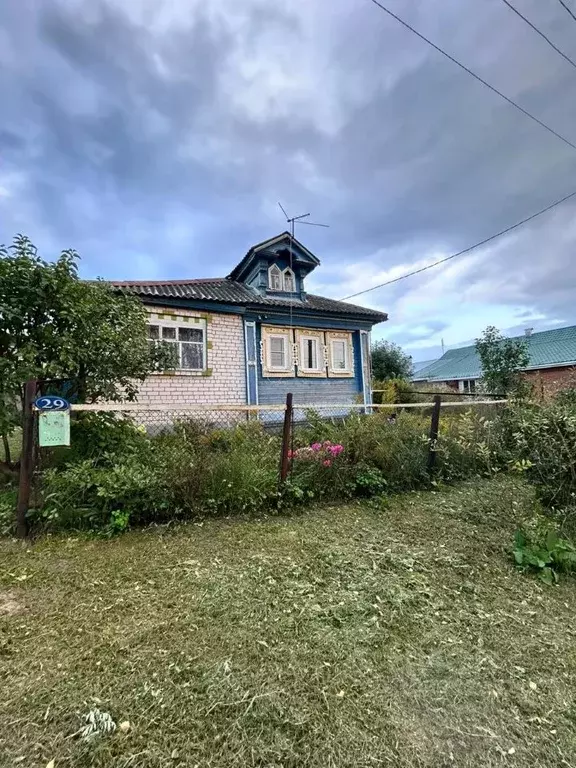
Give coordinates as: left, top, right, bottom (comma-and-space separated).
277, 203, 330, 337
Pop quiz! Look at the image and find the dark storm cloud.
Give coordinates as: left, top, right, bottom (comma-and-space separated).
1, 0, 576, 352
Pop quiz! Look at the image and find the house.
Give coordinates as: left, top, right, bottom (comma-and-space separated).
413, 325, 576, 396
112, 232, 387, 410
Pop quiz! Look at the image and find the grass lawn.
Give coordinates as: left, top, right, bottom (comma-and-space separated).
1, 476, 576, 767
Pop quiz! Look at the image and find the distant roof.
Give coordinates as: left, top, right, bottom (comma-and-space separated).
412, 358, 438, 373
413, 325, 576, 381
112, 277, 387, 322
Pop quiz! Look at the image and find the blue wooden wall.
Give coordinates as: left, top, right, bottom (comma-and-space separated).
256, 327, 364, 407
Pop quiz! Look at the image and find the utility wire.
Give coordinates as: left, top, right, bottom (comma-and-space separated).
500, 0, 576, 71
367, 0, 576, 153
557, 0, 576, 24
340, 188, 576, 300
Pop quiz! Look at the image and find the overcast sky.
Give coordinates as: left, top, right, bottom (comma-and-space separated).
2, 0, 576, 361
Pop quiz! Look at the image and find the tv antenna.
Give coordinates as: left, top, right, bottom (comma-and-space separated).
278, 202, 329, 238
277, 203, 329, 333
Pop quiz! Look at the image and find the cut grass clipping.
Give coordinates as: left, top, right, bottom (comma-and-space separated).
1, 476, 576, 767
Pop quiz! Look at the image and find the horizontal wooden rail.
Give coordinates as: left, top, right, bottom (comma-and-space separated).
66, 400, 507, 413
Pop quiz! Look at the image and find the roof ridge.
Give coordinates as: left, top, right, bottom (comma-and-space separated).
111, 277, 227, 286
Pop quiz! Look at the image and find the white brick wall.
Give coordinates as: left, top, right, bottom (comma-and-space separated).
137, 306, 246, 406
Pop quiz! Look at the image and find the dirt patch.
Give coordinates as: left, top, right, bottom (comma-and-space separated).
0, 591, 23, 616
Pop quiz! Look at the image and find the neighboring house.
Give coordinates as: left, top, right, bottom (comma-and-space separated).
412, 358, 438, 375
112, 232, 387, 409
413, 326, 576, 396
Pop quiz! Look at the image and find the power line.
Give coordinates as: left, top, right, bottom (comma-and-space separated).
500, 0, 576, 71
557, 0, 576, 24
367, 0, 576, 153
340, 188, 576, 301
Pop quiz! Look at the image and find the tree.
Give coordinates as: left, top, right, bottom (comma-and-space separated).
0, 234, 173, 478
371, 339, 413, 381
475, 325, 530, 397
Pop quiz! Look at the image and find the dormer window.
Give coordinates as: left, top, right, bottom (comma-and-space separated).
268, 264, 297, 292
268, 264, 282, 291
283, 268, 295, 292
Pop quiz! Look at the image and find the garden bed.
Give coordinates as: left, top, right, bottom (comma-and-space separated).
1, 476, 576, 767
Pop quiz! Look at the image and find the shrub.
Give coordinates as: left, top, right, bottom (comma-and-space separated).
438, 409, 510, 481
501, 403, 576, 515
39, 455, 169, 531
295, 410, 430, 493
36, 419, 282, 531
513, 521, 576, 584
372, 378, 415, 404
289, 440, 352, 501
554, 387, 576, 407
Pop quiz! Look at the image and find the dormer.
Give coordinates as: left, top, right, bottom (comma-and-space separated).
227, 232, 320, 299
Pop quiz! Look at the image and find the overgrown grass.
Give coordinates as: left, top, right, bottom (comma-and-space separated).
1, 476, 576, 767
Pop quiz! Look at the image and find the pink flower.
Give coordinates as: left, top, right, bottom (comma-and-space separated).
287, 449, 294, 459
323, 459, 332, 467
328, 444, 344, 456
323, 440, 332, 448
310, 442, 322, 452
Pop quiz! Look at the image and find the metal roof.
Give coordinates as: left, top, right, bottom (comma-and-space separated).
414, 325, 576, 381
112, 277, 387, 322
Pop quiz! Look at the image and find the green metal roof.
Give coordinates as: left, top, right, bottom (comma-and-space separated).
413, 325, 576, 382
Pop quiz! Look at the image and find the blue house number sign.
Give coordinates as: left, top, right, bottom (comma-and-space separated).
35, 396, 71, 447
34, 396, 70, 411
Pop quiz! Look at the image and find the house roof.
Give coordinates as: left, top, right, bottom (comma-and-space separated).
413, 325, 576, 381
228, 231, 320, 282
112, 276, 388, 322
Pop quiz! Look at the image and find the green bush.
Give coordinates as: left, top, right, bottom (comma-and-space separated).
295, 410, 430, 493
438, 409, 510, 481
372, 378, 416, 404
36, 419, 282, 532
554, 387, 576, 407
25, 402, 575, 537
39, 454, 168, 531
513, 521, 576, 584
501, 403, 576, 515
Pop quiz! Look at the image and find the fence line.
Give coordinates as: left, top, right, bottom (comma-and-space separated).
66, 399, 507, 413
15, 384, 509, 539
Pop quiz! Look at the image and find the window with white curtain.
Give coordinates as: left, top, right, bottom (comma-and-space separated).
147, 318, 206, 371
268, 264, 283, 291
326, 331, 354, 377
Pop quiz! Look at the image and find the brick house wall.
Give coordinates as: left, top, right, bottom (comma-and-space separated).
524, 366, 576, 399
137, 305, 246, 406
436, 367, 576, 398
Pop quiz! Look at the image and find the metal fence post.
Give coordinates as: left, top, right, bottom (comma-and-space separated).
16, 379, 37, 539
279, 392, 293, 484
427, 394, 442, 473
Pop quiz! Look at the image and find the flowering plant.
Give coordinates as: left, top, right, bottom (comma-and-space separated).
289, 440, 344, 467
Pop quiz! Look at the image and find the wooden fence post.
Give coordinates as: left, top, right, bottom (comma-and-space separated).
427, 394, 442, 473
16, 379, 37, 540
279, 392, 293, 484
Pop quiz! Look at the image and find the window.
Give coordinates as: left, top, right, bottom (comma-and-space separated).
297, 331, 324, 375
283, 268, 295, 292
269, 336, 287, 369
459, 379, 477, 394
261, 326, 294, 376
331, 340, 347, 371
147, 319, 206, 371
326, 331, 354, 377
268, 264, 282, 291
